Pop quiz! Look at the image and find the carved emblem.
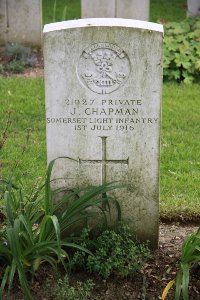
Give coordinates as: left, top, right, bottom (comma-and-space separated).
77, 43, 130, 94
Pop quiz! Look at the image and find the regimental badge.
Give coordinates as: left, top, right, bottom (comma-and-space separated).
77, 43, 131, 94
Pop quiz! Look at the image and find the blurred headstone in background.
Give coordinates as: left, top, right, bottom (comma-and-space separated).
116, 0, 150, 21
0, 0, 42, 47
82, 0, 115, 18
187, 0, 200, 16
81, 0, 150, 21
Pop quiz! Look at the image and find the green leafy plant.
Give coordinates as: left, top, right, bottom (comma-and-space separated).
55, 276, 94, 300
162, 227, 200, 300
5, 43, 38, 67
71, 223, 150, 278
4, 61, 26, 73
163, 17, 200, 83
0, 43, 38, 74
0, 158, 120, 299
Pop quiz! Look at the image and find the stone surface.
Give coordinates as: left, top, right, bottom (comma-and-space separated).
0, 0, 7, 45
82, 0, 115, 18
44, 18, 163, 247
81, 0, 149, 20
0, 0, 42, 47
117, 0, 150, 21
187, 0, 200, 16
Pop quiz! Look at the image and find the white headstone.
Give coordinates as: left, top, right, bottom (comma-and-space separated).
81, 0, 150, 21
0, 0, 42, 47
187, 0, 200, 16
117, 0, 150, 21
44, 19, 163, 247
82, 0, 115, 18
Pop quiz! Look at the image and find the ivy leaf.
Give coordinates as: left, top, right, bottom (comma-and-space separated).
182, 71, 194, 84
164, 17, 200, 83
195, 60, 200, 70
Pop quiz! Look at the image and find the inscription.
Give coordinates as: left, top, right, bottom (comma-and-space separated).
70, 108, 139, 116
77, 43, 130, 94
46, 98, 159, 132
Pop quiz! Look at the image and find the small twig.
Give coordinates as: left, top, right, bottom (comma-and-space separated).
141, 274, 147, 300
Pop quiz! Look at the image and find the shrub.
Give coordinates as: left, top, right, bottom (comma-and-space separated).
71, 223, 150, 278
4, 60, 26, 73
5, 43, 38, 67
0, 43, 38, 74
163, 17, 200, 83
55, 276, 94, 300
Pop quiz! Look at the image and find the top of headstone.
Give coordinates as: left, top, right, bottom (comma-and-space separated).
43, 18, 163, 34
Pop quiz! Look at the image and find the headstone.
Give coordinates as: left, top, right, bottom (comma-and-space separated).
0, 0, 7, 45
44, 18, 163, 248
117, 0, 150, 21
0, 0, 42, 47
81, 0, 150, 21
81, 0, 115, 18
187, 0, 200, 16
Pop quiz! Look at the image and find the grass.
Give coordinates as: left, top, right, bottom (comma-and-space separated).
43, 0, 81, 25
42, 0, 186, 25
0, 78, 46, 188
161, 83, 200, 217
0, 78, 200, 217
150, 0, 186, 22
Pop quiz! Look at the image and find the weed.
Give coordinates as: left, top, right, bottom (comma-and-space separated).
0, 43, 38, 74
4, 61, 25, 73
0, 110, 12, 151
56, 276, 94, 300
5, 43, 38, 67
71, 223, 150, 278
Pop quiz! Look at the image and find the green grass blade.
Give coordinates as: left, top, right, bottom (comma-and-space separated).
0, 265, 10, 299
18, 215, 34, 245
8, 261, 16, 297
4, 191, 14, 226
7, 228, 33, 300
181, 264, 189, 300
49, 215, 61, 256
175, 270, 182, 300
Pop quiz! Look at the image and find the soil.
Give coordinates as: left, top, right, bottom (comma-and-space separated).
3, 223, 200, 300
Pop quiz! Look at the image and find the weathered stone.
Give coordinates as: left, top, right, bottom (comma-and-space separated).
0, 0, 42, 47
0, 0, 7, 45
81, 0, 150, 20
116, 0, 150, 21
187, 0, 200, 16
81, 0, 115, 18
44, 19, 163, 247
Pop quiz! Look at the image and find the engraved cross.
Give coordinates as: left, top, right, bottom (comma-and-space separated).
78, 136, 129, 185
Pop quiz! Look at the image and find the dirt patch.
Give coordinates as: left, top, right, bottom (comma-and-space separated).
13, 66, 44, 77
3, 223, 200, 300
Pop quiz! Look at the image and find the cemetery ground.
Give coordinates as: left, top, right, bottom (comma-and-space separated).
0, 77, 200, 299
1, 0, 200, 299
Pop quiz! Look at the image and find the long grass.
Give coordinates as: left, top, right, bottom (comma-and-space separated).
0, 78, 200, 217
